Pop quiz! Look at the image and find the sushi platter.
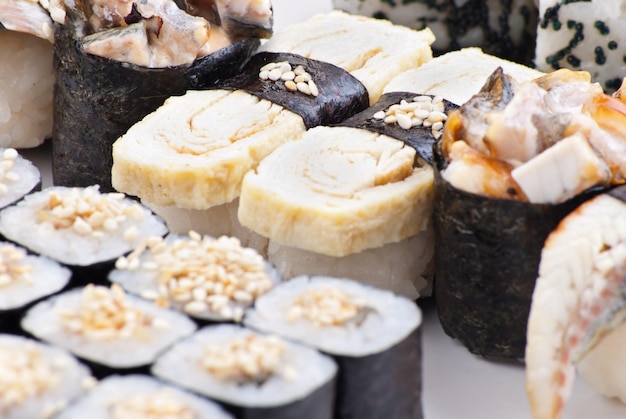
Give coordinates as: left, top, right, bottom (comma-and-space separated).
4, 0, 626, 417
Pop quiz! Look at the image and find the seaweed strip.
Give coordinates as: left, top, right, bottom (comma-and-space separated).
332, 326, 422, 419
52, 22, 259, 192
223, 377, 336, 419
432, 151, 605, 359
338, 92, 458, 164
218, 52, 369, 128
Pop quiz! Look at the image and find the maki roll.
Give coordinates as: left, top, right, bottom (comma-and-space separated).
21, 283, 197, 377
0, 333, 94, 419
433, 67, 626, 359
535, 0, 626, 92
0, 0, 55, 149
383, 47, 544, 106
109, 231, 281, 323
50, 0, 270, 191
525, 185, 626, 418
111, 51, 370, 250
152, 324, 337, 419
244, 276, 423, 419
0, 185, 168, 284
258, 10, 436, 105
57, 374, 234, 419
0, 241, 71, 334
332, 0, 538, 65
237, 123, 434, 298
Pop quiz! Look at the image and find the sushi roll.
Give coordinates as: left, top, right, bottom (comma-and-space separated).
0, 0, 55, 149
0, 241, 71, 334
50, 0, 269, 191
535, 0, 626, 92
111, 50, 370, 250
383, 47, 544, 106
433, 67, 626, 359
21, 283, 197, 378
109, 231, 281, 323
244, 276, 423, 419
0, 147, 41, 209
152, 324, 337, 419
332, 0, 538, 65
525, 185, 626, 418
258, 10, 436, 105
237, 124, 434, 298
0, 333, 94, 419
57, 374, 234, 419
0, 185, 168, 284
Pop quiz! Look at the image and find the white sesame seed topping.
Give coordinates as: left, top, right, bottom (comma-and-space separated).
110, 389, 195, 419
258, 61, 319, 97
372, 95, 448, 136
287, 287, 368, 327
0, 243, 33, 288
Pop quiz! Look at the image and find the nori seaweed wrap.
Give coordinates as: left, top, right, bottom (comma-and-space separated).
244, 276, 423, 419
51, 3, 264, 192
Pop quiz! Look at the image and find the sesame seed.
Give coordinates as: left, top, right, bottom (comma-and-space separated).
280, 70, 295, 81
259, 61, 319, 97
296, 82, 312, 95
287, 287, 366, 327
285, 80, 297, 91
268, 68, 282, 81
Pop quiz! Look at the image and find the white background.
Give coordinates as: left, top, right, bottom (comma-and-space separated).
23, 1, 626, 418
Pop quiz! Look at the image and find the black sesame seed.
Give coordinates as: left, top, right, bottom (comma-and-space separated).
609, 41, 618, 50
567, 55, 581, 67
595, 46, 607, 65
594, 20, 610, 36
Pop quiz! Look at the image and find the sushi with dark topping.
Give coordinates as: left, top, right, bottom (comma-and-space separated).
49, 0, 269, 191
434, 67, 626, 359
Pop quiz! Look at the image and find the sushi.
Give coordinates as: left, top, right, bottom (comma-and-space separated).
237, 124, 434, 298
57, 374, 234, 419
111, 50, 370, 249
0, 241, 71, 334
21, 283, 197, 377
109, 231, 281, 323
244, 275, 423, 419
383, 47, 544, 106
332, 0, 538, 65
433, 67, 625, 358
0, 147, 41, 209
0, 333, 94, 419
258, 10, 436, 105
0, 185, 168, 284
525, 185, 626, 418
535, 0, 626, 92
49, 0, 268, 191
152, 324, 337, 419
0, 0, 55, 149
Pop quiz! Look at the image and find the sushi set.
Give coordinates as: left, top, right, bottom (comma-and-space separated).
2, 0, 626, 417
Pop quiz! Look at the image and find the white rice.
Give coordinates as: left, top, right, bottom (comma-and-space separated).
57, 374, 234, 419
21, 287, 197, 368
0, 186, 168, 266
0, 334, 92, 419
244, 275, 422, 357
267, 227, 434, 300
144, 199, 269, 256
0, 242, 71, 310
152, 324, 337, 408
0, 30, 53, 149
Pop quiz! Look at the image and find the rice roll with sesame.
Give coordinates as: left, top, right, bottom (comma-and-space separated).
0, 185, 168, 284
244, 276, 423, 419
0, 0, 55, 149
0, 241, 71, 334
109, 232, 281, 323
152, 324, 337, 419
432, 67, 626, 359
50, 0, 267, 191
21, 283, 197, 378
57, 374, 234, 419
111, 51, 370, 251
0, 333, 94, 419
0, 147, 41, 209
237, 124, 433, 298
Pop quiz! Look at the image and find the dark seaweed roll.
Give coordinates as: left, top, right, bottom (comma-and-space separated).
21, 284, 197, 377
244, 276, 422, 419
0, 333, 94, 419
152, 324, 337, 419
0, 185, 168, 284
57, 374, 234, 419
